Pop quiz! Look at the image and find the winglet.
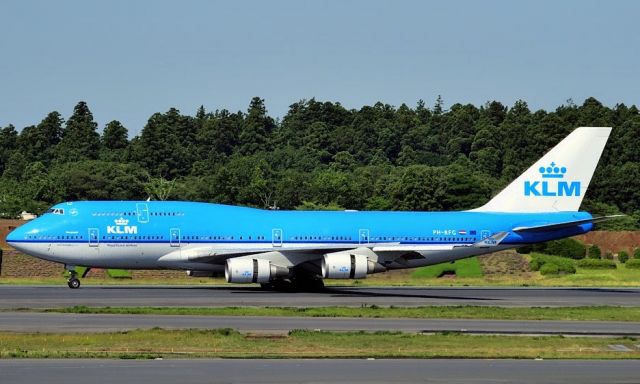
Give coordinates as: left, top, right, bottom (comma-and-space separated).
472, 231, 509, 248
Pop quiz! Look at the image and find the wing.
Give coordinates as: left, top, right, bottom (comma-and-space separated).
158, 231, 512, 267
159, 243, 375, 264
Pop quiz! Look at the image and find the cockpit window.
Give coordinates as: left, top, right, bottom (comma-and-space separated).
45, 208, 65, 215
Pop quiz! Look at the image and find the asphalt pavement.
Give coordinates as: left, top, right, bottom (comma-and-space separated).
1, 359, 639, 384
1, 311, 638, 336
1, 285, 638, 308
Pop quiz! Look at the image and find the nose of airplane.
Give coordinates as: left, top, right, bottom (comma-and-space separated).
6, 226, 21, 244
6, 221, 33, 251
6, 225, 25, 249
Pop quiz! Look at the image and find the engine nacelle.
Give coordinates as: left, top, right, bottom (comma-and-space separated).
186, 270, 224, 278
225, 258, 288, 283
322, 252, 382, 279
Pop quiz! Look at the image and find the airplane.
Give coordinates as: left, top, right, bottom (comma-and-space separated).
6, 127, 618, 290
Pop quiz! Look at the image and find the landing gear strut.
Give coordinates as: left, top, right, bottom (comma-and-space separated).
66, 266, 81, 289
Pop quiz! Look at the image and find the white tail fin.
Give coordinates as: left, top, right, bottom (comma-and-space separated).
473, 127, 611, 213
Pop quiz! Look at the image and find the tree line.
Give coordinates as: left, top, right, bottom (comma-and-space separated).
0, 97, 638, 229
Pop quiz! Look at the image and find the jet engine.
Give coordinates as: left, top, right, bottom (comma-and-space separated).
321, 252, 384, 279
225, 258, 289, 283
186, 270, 224, 278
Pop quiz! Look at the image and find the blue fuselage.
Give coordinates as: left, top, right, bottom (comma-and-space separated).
6, 201, 593, 270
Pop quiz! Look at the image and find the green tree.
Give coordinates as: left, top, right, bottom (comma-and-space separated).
102, 120, 129, 150
577, 97, 611, 126
387, 165, 445, 211
588, 244, 602, 259
101, 120, 129, 162
330, 151, 358, 172
133, 108, 195, 178
238, 97, 275, 155
22, 161, 57, 202
248, 160, 276, 208
482, 101, 507, 126
3, 151, 28, 180
56, 102, 101, 163
499, 99, 532, 181
22, 112, 65, 164
535, 238, 586, 259
433, 95, 444, 115
273, 169, 312, 209
0, 125, 18, 174
469, 118, 501, 177
195, 109, 241, 162
310, 169, 353, 209
295, 201, 344, 210
443, 103, 479, 158
144, 177, 176, 201
1, 95, 639, 230
52, 161, 148, 201
618, 250, 629, 263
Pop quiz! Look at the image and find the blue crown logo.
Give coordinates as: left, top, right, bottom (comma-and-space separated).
538, 162, 566, 179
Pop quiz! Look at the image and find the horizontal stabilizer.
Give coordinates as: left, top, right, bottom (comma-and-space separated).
512, 215, 624, 233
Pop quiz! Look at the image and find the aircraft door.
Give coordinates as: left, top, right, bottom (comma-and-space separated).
170, 228, 181, 247
88, 228, 99, 247
272, 228, 283, 247
136, 203, 149, 223
359, 229, 370, 244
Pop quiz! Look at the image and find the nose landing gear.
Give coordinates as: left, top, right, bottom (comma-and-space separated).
65, 265, 81, 289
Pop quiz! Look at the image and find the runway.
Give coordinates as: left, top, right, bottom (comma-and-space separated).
1, 311, 639, 336
1, 285, 639, 308
1, 359, 639, 384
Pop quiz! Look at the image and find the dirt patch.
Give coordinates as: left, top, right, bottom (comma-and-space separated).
0, 219, 25, 250
0, 249, 189, 279
478, 251, 532, 277
576, 231, 640, 254
0, 250, 62, 277
438, 270, 457, 279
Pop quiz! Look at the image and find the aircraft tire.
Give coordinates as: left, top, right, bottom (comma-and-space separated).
67, 278, 81, 289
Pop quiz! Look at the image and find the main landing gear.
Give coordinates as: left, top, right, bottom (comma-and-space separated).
260, 276, 325, 292
68, 275, 80, 289
65, 265, 81, 289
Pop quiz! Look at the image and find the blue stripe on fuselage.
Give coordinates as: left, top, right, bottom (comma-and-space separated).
7, 201, 594, 245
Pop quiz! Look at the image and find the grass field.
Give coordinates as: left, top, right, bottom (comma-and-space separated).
410, 257, 483, 278
1, 328, 638, 359
2, 269, 639, 287
40, 305, 640, 322
1, 254, 639, 287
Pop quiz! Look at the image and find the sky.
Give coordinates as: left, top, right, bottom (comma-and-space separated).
1, 0, 639, 135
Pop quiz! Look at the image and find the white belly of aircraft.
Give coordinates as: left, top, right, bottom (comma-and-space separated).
13, 239, 515, 272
